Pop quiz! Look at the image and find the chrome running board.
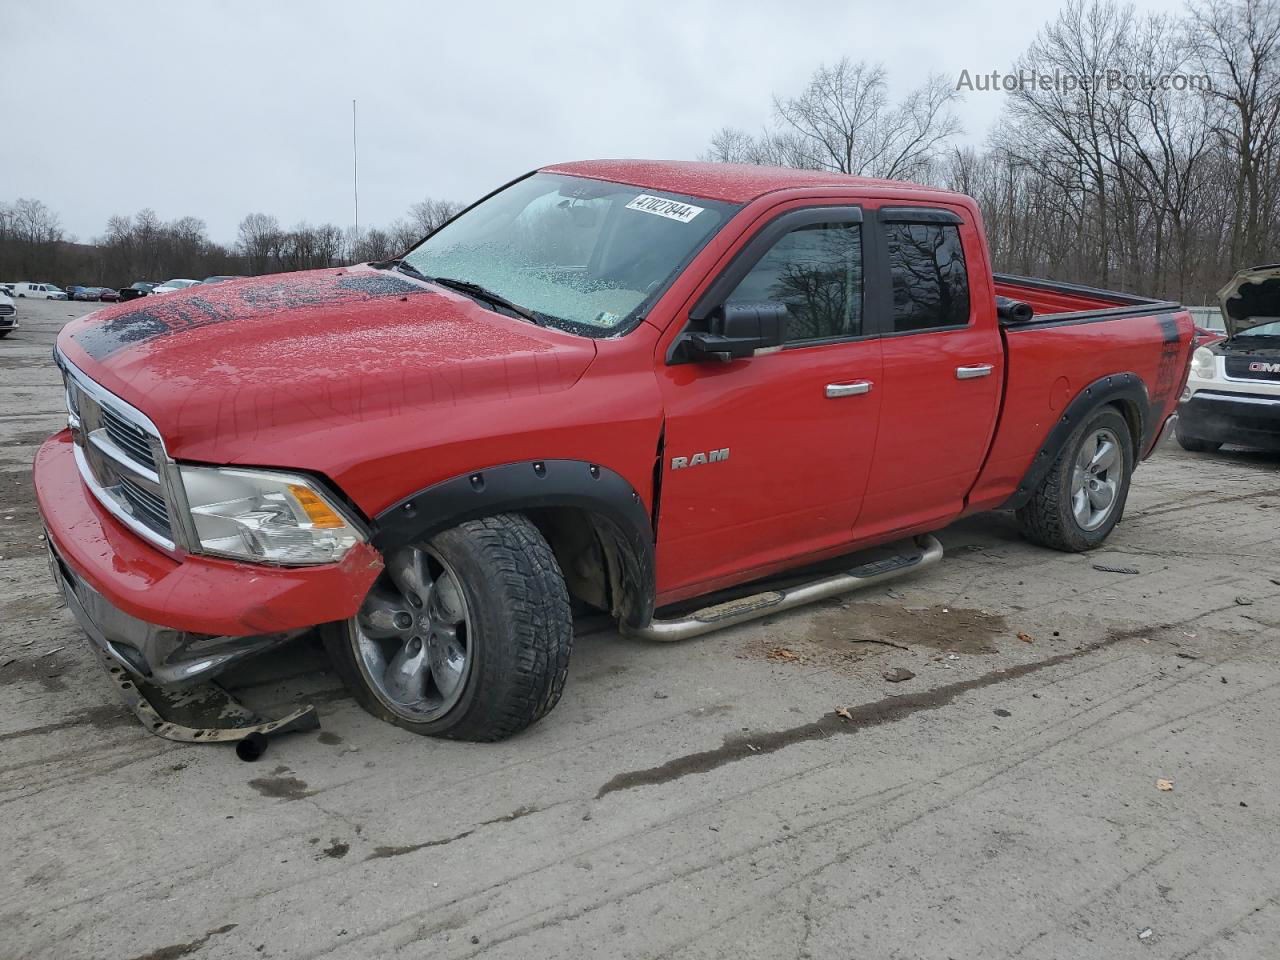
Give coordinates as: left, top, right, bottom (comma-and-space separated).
625, 535, 944, 643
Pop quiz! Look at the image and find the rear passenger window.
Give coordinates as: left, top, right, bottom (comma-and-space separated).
885, 222, 970, 333
725, 222, 863, 342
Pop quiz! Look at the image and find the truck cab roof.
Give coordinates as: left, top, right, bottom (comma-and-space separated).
541, 159, 958, 204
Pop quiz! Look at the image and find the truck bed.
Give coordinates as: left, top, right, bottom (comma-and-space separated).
993, 273, 1181, 323
963, 274, 1193, 515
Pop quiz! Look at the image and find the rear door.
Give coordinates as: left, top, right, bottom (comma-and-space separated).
855, 206, 1003, 539
655, 205, 884, 597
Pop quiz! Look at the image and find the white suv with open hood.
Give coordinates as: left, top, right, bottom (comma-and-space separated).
1177, 264, 1280, 452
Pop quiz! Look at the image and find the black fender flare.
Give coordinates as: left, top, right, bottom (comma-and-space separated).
1000, 372, 1150, 511
371, 459, 656, 628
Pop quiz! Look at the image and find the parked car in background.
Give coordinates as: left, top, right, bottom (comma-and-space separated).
1177, 265, 1280, 452
201, 275, 242, 285
0, 289, 16, 338
96, 287, 121, 302
72, 286, 102, 301
117, 282, 155, 302
151, 278, 200, 295
13, 282, 68, 300
0, 283, 15, 296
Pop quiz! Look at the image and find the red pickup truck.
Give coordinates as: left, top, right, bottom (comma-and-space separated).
36, 160, 1193, 741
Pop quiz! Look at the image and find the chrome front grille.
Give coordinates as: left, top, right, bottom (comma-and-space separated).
120, 475, 170, 529
60, 357, 178, 550
99, 403, 158, 470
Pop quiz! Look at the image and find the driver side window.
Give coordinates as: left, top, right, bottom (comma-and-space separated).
725, 222, 863, 342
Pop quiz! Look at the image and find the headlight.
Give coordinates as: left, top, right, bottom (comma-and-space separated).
1190, 346, 1217, 380
180, 466, 364, 565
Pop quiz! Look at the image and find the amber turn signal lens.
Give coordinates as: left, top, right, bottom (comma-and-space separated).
287, 483, 346, 528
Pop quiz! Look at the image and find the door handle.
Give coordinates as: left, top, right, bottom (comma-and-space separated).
826, 381, 872, 398
955, 364, 994, 380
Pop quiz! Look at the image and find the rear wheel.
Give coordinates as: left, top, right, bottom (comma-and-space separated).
1017, 407, 1133, 552
322, 513, 573, 741
1174, 423, 1221, 453
0, 331, 9, 339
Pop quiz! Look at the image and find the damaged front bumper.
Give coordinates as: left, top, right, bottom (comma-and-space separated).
46, 539, 302, 686
34, 430, 382, 690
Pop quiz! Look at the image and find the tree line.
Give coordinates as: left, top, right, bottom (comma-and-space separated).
0, 196, 462, 289
703, 0, 1279, 305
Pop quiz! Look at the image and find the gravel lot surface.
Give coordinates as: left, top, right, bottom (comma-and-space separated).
2, 296, 1279, 960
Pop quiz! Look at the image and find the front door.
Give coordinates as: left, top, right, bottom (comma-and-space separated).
655, 207, 883, 599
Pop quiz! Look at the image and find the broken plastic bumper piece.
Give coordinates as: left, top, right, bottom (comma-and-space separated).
48, 540, 319, 744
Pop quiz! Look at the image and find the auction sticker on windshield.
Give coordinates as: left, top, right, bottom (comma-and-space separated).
625, 195, 705, 223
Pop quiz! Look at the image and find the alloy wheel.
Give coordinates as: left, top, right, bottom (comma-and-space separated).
1070, 427, 1124, 531
350, 545, 472, 721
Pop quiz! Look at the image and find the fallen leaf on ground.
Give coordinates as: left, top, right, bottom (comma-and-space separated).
834, 707, 853, 720
767, 647, 798, 661
1156, 778, 1174, 792
1017, 632, 1034, 643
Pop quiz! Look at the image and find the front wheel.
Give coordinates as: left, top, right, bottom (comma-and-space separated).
1016, 407, 1134, 552
322, 513, 573, 741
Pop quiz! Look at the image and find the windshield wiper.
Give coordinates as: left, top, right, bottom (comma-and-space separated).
426, 276, 545, 326
385, 259, 431, 283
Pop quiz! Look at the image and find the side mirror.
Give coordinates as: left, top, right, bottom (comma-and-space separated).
686, 301, 788, 362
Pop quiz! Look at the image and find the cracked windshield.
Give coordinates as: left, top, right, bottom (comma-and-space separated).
401, 173, 732, 333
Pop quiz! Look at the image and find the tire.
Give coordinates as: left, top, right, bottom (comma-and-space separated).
1174, 423, 1221, 453
1016, 407, 1134, 552
322, 513, 573, 741
0, 331, 9, 339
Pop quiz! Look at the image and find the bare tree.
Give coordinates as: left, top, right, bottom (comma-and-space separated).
387, 218, 420, 254
8, 198, 65, 278
1003, 0, 1135, 285
237, 212, 281, 275
700, 127, 761, 164
1190, 0, 1280, 266
350, 228, 393, 263
407, 197, 464, 236
312, 223, 345, 267
762, 59, 963, 179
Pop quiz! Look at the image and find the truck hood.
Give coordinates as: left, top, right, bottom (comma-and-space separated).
1216, 264, 1280, 338
57, 265, 596, 460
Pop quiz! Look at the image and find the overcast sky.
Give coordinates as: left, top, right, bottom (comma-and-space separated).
4, 0, 1189, 244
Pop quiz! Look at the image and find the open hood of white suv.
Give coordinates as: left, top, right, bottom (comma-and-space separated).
1217, 264, 1280, 339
